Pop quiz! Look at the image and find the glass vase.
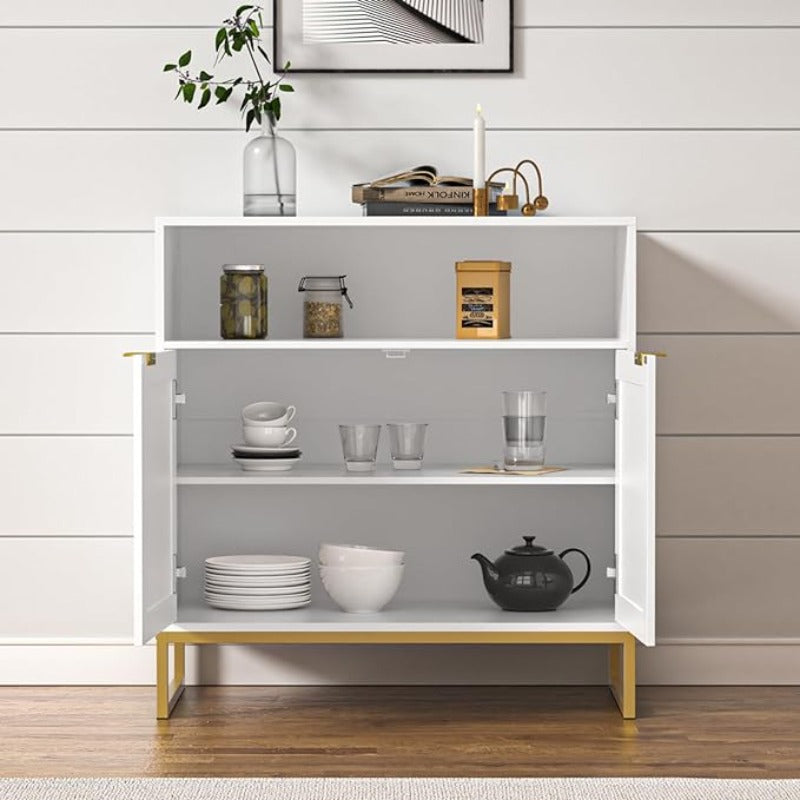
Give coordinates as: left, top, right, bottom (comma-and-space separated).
243, 117, 296, 217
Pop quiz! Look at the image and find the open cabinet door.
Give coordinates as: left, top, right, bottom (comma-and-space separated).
614, 350, 656, 645
131, 351, 178, 644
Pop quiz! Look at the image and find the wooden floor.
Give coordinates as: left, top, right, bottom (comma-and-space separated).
0, 686, 798, 778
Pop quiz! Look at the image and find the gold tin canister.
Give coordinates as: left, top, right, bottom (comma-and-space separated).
220, 264, 268, 339
455, 260, 511, 339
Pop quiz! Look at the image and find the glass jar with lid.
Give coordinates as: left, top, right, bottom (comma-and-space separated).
298, 275, 353, 338
220, 264, 267, 339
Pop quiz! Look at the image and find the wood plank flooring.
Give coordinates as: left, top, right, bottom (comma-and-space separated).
0, 686, 798, 778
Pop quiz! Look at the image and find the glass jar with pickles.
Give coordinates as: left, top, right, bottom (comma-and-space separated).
220, 264, 268, 339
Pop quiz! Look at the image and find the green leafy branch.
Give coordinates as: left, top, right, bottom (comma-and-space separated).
163, 4, 294, 131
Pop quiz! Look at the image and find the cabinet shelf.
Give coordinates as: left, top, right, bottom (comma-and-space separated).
171, 601, 622, 633
164, 338, 627, 351
177, 463, 616, 486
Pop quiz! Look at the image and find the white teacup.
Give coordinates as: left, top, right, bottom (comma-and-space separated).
242, 425, 297, 447
242, 401, 296, 427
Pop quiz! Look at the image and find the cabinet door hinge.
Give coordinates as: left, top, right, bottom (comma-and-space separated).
175, 566, 187, 579
606, 566, 617, 579
172, 379, 186, 420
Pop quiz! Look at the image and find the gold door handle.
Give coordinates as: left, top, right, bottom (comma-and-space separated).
123, 351, 157, 366
634, 351, 667, 366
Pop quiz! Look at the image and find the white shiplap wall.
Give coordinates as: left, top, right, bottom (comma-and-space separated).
2, 1, 799, 684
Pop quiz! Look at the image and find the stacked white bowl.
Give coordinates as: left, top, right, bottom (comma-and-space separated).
318, 543, 405, 614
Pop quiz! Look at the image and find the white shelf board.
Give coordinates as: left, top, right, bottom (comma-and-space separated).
177, 463, 615, 486
163, 338, 626, 351
158, 216, 636, 230
170, 601, 622, 633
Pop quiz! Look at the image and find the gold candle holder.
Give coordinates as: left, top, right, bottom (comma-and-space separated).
473, 187, 489, 216
473, 158, 549, 217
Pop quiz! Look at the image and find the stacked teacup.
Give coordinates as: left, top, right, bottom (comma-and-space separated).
318, 543, 405, 613
232, 401, 302, 472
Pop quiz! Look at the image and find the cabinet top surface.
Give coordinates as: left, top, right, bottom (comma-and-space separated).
156, 216, 637, 230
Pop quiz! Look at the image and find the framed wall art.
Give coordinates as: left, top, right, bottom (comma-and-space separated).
273, 0, 513, 73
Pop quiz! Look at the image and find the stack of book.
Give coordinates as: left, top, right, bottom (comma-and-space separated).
352, 166, 505, 216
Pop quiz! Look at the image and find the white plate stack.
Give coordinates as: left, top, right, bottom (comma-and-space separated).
204, 554, 311, 611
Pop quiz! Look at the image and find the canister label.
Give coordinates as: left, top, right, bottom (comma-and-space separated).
461, 287, 494, 328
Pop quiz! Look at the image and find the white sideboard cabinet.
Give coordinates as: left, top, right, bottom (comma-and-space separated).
130, 217, 655, 719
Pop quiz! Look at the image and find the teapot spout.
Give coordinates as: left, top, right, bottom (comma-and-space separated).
471, 552, 499, 588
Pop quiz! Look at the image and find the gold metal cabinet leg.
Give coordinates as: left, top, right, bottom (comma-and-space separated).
156, 635, 186, 720
609, 634, 637, 719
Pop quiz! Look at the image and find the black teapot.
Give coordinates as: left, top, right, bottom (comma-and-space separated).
471, 535, 591, 612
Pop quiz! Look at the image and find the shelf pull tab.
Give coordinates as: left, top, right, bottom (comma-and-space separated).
172, 380, 186, 420
383, 349, 410, 360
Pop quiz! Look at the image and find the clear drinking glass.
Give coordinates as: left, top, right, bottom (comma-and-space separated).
339, 424, 381, 472
502, 390, 547, 469
387, 423, 428, 470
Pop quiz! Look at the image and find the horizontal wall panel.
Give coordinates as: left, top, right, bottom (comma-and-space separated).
1, 131, 799, 229
639, 233, 800, 333
0, 1, 242, 26
518, 1, 800, 27
3, 29, 800, 129
0, 538, 132, 640
657, 437, 800, 536
0, 437, 133, 536
0, 234, 154, 333
0, 335, 152, 434
638, 335, 800, 434
657, 538, 800, 640
6, 2, 800, 29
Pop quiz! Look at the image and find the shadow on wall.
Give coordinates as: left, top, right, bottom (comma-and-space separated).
193, 643, 609, 685
637, 234, 800, 335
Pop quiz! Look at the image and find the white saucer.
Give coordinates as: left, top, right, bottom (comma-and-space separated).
206, 555, 311, 570
204, 574, 311, 588
205, 598, 311, 611
233, 456, 301, 472
203, 584, 311, 597
231, 444, 301, 455
204, 591, 311, 603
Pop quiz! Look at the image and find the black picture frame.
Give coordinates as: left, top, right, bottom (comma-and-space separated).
273, 0, 513, 74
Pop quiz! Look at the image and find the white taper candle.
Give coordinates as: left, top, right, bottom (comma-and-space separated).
473, 104, 486, 189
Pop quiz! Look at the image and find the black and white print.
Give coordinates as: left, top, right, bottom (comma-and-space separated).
303, 0, 484, 45
274, 0, 511, 72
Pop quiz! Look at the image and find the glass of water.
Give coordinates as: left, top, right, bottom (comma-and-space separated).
502, 391, 547, 470
339, 424, 382, 472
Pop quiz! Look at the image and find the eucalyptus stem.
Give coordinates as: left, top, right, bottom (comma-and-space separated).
262, 114, 286, 216
163, 4, 294, 132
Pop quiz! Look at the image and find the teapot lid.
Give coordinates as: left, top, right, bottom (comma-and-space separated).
504, 535, 553, 557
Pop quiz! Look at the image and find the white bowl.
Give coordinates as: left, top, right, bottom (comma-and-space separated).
242, 401, 296, 427
319, 564, 404, 613
319, 542, 405, 567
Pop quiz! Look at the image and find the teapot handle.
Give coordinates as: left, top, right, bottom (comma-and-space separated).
558, 548, 591, 594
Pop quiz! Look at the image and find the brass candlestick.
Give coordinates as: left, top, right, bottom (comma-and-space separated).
473, 158, 549, 217
472, 187, 489, 216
